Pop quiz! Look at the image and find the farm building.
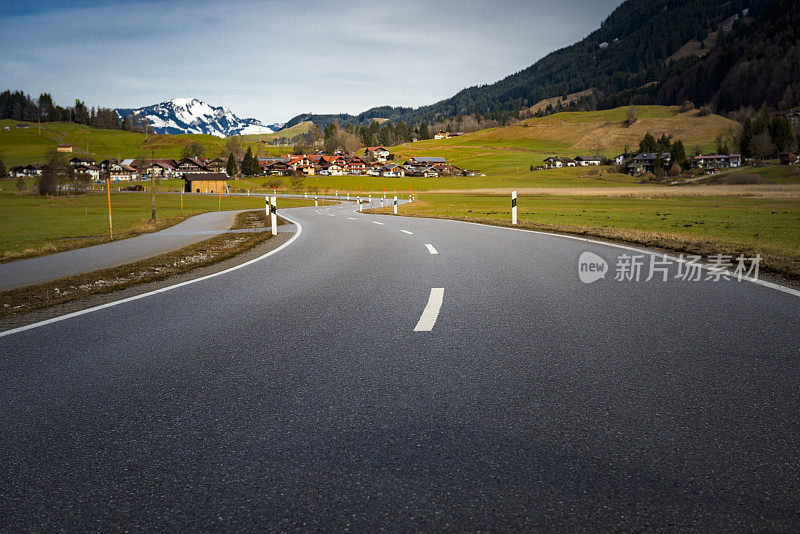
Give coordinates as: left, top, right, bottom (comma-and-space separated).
184, 173, 229, 194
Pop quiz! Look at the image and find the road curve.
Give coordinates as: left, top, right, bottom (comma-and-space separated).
1, 200, 799, 531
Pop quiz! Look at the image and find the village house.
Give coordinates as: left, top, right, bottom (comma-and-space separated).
433, 163, 463, 176
108, 162, 138, 181
381, 163, 405, 177
364, 146, 391, 162
207, 157, 228, 174
183, 173, 229, 194
626, 152, 672, 174
261, 159, 292, 176
434, 131, 464, 140
9, 164, 43, 178
346, 156, 367, 174
15, 123, 29, 129
146, 162, 173, 178
406, 157, 447, 167
614, 152, 634, 166
69, 156, 96, 168
543, 156, 576, 169
320, 155, 347, 175
74, 164, 101, 181
574, 155, 601, 166
176, 157, 210, 175
56, 144, 73, 153
689, 153, 742, 169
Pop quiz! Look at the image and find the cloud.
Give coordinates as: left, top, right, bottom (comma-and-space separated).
1, 0, 622, 122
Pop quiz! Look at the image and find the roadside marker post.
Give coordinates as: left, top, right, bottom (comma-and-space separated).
512, 190, 517, 225
304, 189, 307, 198
265, 195, 269, 219
347, 193, 350, 201
270, 195, 277, 236
393, 196, 397, 214
105, 175, 113, 239
315, 194, 318, 207
218, 190, 222, 210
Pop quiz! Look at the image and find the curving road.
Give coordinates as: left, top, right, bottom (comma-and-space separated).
1, 200, 799, 531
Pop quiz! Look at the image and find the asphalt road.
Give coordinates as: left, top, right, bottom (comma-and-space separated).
1, 200, 799, 531
0, 209, 247, 291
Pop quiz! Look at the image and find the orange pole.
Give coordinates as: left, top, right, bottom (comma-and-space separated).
218, 189, 222, 210
180, 187, 184, 216
105, 175, 113, 240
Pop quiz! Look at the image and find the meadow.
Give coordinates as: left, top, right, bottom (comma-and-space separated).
0, 191, 313, 259
0, 119, 275, 167
373, 192, 800, 278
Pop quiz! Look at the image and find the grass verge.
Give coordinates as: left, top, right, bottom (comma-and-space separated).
0, 192, 314, 262
0, 230, 273, 318
368, 193, 800, 280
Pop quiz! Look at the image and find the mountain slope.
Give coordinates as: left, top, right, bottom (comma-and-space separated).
116, 98, 277, 138
657, 0, 800, 112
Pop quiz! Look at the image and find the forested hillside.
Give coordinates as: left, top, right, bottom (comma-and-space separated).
657, 0, 800, 112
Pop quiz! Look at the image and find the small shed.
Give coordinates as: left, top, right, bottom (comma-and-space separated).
183, 173, 229, 194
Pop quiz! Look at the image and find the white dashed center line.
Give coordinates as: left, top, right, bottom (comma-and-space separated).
425, 244, 438, 255
372, 221, 384, 225
414, 288, 444, 332
347, 217, 357, 220
401, 230, 414, 235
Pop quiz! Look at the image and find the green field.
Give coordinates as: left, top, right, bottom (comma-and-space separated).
0, 119, 269, 167
0, 191, 313, 259
388, 105, 741, 176
377, 192, 800, 277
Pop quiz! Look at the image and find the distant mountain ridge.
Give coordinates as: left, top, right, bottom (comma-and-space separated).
115, 98, 280, 138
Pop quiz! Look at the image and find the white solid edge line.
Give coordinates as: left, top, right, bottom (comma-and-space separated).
401, 230, 414, 235
430, 216, 800, 299
0, 213, 305, 338
425, 244, 438, 255
414, 288, 444, 332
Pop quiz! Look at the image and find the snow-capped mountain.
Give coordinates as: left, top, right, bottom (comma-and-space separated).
115, 98, 277, 138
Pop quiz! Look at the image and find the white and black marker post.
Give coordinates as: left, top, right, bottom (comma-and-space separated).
270, 195, 278, 236
511, 190, 517, 225
393, 196, 397, 214
315, 194, 318, 207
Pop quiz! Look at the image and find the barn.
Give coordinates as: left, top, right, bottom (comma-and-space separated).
183, 173, 229, 194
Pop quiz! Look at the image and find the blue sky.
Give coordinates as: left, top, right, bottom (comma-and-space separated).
2, 0, 623, 123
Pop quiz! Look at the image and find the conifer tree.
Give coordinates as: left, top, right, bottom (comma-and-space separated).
226, 152, 239, 179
